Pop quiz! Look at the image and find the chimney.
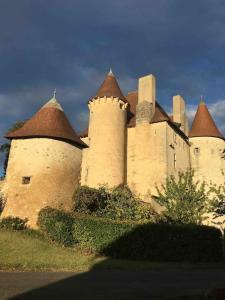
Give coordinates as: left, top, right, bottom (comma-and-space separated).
136, 74, 156, 124
173, 95, 186, 132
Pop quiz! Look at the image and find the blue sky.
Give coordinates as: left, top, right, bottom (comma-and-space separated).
0, 0, 225, 171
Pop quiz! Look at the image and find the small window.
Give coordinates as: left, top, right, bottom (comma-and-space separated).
22, 177, 31, 184
173, 133, 177, 144
194, 147, 200, 155
174, 153, 177, 169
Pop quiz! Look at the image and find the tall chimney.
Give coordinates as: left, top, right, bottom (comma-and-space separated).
173, 95, 186, 132
136, 74, 156, 124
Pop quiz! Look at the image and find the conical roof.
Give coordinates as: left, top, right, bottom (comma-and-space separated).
5, 96, 87, 147
92, 70, 127, 102
189, 101, 224, 140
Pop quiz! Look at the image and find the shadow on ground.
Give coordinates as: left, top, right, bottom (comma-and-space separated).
6, 224, 225, 299
6, 259, 225, 300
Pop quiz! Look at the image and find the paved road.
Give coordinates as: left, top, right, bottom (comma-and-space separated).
1, 269, 225, 299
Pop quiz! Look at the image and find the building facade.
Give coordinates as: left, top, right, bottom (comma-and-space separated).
1, 71, 225, 227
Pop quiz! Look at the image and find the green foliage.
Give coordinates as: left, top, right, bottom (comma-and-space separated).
155, 170, 211, 225
8, 120, 26, 133
72, 214, 133, 253
0, 120, 26, 176
0, 192, 6, 215
0, 216, 27, 230
103, 222, 223, 262
209, 171, 225, 217
38, 207, 223, 262
73, 185, 109, 214
37, 207, 74, 246
73, 185, 160, 223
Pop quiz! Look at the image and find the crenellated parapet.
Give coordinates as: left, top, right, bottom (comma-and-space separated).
88, 96, 128, 111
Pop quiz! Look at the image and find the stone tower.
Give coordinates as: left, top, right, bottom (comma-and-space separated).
82, 70, 128, 188
1, 95, 87, 227
189, 100, 225, 186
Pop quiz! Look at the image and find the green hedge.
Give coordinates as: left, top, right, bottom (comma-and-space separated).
72, 214, 134, 252
102, 223, 223, 262
37, 207, 224, 262
37, 207, 74, 246
0, 216, 27, 230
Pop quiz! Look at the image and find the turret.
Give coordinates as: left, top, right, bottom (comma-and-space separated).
1, 93, 87, 227
189, 100, 225, 186
84, 70, 127, 188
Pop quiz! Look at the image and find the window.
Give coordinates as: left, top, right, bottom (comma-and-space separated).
173, 133, 177, 144
174, 153, 177, 169
22, 176, 31, 184
194, 147, 200, 155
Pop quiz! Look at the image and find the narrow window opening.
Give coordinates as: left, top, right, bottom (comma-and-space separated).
194, 147, 200, 155
174, 153, 177, 169
173, 133, 177, 144
22, 176, 31, 184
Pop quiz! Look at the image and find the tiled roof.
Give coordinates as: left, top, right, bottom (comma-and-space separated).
5, 97, 87, 148
91, 70, 127, 102
189, 101, 224, 140
79, 91, 188, 140
127, 91, 176, 126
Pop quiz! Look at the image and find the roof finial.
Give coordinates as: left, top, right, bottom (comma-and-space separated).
53, 88, 57, 99
200, 95, 205, 104
108, 68, 114, 76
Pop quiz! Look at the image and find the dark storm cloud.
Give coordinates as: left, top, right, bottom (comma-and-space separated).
0, 0, 224, 154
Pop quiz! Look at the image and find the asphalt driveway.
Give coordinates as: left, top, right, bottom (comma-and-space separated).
1, 268, 225, 299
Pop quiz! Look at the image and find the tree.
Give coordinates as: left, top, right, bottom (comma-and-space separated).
210, 171, 225, 217
154, 169, 212, 225
0, 120, 26, 177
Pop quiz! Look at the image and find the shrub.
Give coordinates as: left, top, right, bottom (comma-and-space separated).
73, 185, 109, 214
102, 223, 223, 262
0, 216, 27, 230
72, 214, 133, 253
37, 207, 74, 246
209, 172, 225, 217
0, 192, 6, 215
73, 184, 160, 223
38, 207, 223, 262
155, 169, 211, 225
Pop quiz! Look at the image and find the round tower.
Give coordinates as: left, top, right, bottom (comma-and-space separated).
1, 94, 87, 227
85, 70, 128, 188
189, 100, 225, 186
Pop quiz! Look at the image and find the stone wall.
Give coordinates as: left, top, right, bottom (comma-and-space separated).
1, 138, 82, 227
84, 97, 127, 188
190, 136, 225, 187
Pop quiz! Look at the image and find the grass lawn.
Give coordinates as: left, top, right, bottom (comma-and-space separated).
1, 229, 225, 272
0, 229, 101, 272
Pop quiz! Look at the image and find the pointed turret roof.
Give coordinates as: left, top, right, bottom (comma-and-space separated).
92, 69, 127, 102
189, 100, 224, 140
5, 95, 87, 148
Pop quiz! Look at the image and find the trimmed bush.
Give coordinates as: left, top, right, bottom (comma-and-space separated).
0, 216, 27, 230
37, 207, 74, 246
72, 214, 134, 252
102, 223, 223, 262
37, 207, 224, 262
72, 216, 223, 262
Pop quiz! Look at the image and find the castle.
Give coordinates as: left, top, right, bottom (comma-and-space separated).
1, 71, 225, 227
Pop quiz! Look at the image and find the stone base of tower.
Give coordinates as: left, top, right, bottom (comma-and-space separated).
1, 138, 82, 228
